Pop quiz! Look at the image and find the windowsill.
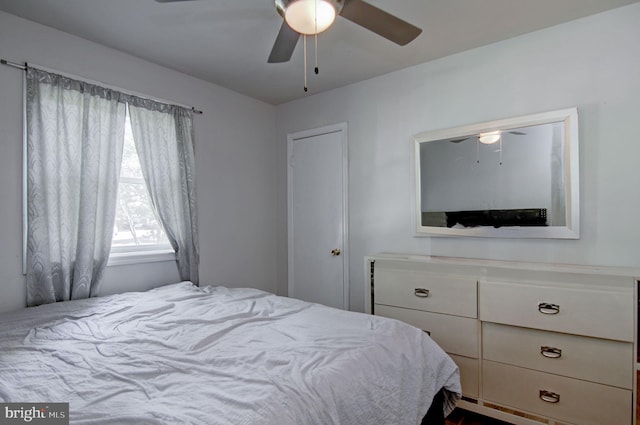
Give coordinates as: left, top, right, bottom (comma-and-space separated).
108, 249, 176, 267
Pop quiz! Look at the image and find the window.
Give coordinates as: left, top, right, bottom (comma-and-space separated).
25, 66, 198, 299
110, 108, 172, 263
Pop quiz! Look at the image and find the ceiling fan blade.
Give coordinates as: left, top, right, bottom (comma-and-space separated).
449, 138, 470, 143
508, 131, 527, 135
268, 21, 300, 63
339, 0, 422, 46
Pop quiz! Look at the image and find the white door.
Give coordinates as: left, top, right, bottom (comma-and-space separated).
288, 123, 348, 309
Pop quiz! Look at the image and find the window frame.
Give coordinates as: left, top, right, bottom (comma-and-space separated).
107, 247, 175, 267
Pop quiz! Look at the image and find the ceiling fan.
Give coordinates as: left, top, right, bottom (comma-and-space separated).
267, 0, 422, 63
155, 0, 422, 64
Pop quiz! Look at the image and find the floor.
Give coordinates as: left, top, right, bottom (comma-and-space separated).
444, 409, 511, 425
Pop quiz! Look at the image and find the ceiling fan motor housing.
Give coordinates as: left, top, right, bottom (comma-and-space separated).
275, 0, 345, 19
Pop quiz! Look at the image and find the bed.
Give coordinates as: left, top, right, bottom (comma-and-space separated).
0, 281, 460, 424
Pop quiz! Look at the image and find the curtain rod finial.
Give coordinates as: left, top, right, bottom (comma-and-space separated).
0, 58, 28, 71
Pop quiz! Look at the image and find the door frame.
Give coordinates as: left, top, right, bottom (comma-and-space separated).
287, 122, 349, 309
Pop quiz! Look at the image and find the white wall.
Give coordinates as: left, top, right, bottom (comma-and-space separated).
0, 11, 279, 313
276, 3, 640, 312
3, 5, 639, 315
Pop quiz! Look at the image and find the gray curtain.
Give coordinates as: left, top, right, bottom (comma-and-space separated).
26, 68, 126, 306
128, 100, 199, 285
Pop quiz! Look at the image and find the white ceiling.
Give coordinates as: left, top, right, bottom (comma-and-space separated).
1, 0, 638, 105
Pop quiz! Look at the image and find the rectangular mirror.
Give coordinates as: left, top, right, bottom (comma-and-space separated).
412, 108, 579, 238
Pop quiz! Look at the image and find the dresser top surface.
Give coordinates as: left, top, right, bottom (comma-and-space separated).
367, 253, 640, 278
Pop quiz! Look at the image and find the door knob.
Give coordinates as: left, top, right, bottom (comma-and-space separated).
331, 248, 341, 256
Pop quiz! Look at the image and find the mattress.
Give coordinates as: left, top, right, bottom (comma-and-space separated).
0, 282, 460, 424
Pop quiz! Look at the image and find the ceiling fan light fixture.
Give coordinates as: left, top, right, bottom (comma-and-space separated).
284, 0, 336, 35
478, 131, 501, 145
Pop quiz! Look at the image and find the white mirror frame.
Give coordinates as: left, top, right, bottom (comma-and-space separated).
411, 107, 580, 239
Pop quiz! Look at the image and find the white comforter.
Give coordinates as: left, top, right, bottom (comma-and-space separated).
0, 282, 460, 424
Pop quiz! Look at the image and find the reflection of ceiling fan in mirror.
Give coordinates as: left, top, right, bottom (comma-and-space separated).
155, 0, 422, 64
449, 130, 527, 145
447, 130, 527, 165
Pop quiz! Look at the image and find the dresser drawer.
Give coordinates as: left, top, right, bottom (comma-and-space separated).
375, 267, 476, 318
449, 354, 479, 399
483, 361, 632, 425
479, 280, 633, 341
482, 323, 633, 389
375, 304, 478, 357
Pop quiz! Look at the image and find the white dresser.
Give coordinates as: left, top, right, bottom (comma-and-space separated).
365, 254, 639, 425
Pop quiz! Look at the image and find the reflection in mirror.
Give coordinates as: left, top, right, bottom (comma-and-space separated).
412, 108, 579, 239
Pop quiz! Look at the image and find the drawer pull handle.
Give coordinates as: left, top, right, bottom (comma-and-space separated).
538, 302, 560, 314
414, 288, 430, 298
539, 390, 560, 403
540, 346, 562, 358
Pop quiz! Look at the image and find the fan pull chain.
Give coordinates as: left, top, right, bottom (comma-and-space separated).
315, 34, 319, 74
314, 0, 319, 74
302, 0, 319, 92
303, 34, 308, 92
476, 138, 480, 164
499, 137, 503, 165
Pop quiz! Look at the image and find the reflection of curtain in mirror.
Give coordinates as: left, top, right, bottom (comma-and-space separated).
550, 123, 565, 226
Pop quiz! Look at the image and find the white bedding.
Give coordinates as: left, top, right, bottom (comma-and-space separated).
0, 282, 460, 424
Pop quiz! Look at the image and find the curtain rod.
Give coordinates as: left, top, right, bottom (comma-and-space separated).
1, 59, 27, 70
1, 58, 203, 115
